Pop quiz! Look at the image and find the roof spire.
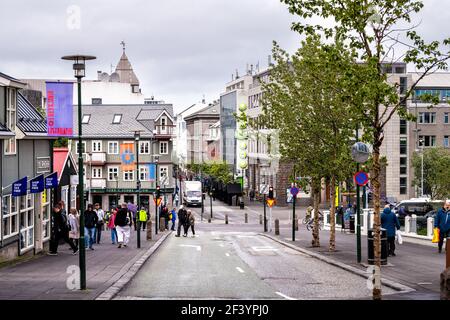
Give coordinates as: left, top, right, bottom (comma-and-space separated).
120, 40, 126, 53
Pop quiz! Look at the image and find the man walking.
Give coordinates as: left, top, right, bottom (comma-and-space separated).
434, 200, 450, 253
175, 205, 187, 237
48, 204, 78, 255
138, 206, 148, 231
84, 204, 98, 250
115, 203, 133, 248
94, 203, 105, 244
381, 205, 400, 256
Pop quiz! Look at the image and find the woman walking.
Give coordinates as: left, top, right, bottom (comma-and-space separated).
185, 210, 195, 237
115, 203, 133, 248
170, 208, 177, 231
68, 208, 80, 248
108, 208, 118, 244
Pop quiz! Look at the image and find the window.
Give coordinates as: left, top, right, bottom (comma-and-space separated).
112, 114, 122, 124
399, 119, 407, 135
160, 116, 167, 133
444, 136, 449, 148
82, 114, 91, 124
139, 166, 149, 181
123, 170, 134, 181
140, 141, 150, 154
445, 113, 449, 124
419, 135, 436, 147
108, 167, 119, 181
92, 98, 102, 105
19, 193, 34, 252
400, 157, 407, 175
108, 141, 119, 154
2, 195, 19, 239
400, 138, 407, 155
76, 141, 86, 154
92, 141, 102, 152
5, 88, 17, 155
399, 77, 407, 95
160, 141, 168, 154
400, 177, 407, 195
418, 112, 436, 124
92, 167, 102, 178
42, 190, 51, 241
159, 166, 168, 184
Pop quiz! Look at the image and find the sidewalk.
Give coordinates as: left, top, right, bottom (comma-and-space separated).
0, 228, 166, 300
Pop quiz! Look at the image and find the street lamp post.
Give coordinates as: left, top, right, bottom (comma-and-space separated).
61, 54, 96, 291
134, 131, 142, 248
419, 138, 424, 197
155, 155, 159, 235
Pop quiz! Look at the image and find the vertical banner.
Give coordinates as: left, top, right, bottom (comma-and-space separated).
44, 172, 58, 189
335, 186, 339, 207
120, 143, 135, 171
30, 175, 45, 193
12, 177, 28, 197
46, 82, 74, 137
148, 163, 156, 182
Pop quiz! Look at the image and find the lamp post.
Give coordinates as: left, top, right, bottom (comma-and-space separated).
419, 137, 424, 197
154, 155, 159, 235
61, 54, 96, 291
133, 130, 142, 248
114, 173, 119, 208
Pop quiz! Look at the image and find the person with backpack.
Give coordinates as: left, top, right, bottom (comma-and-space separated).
48, 204, 78, 255
84, 204, 98, 250
108, 208, 118, 244
68, 208, 80, 248
115, 203, 133, 248
94, 203, 105, 244
434, 200, 450, 253
138, 206, 148, 231
170, 208, 177, 231
175, 205, 187, 237
186, 210, 195, 237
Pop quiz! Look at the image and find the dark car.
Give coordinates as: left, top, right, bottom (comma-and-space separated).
394, 199, 444, 228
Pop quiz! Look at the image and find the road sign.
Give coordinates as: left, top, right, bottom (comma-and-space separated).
154, 198, 162, 206
290, 187, 299, 197
266, 199, 275, 208
260, 184, 268, 195
354, 171, 369, 187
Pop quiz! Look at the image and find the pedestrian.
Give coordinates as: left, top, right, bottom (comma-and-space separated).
249, 189, 255, 202
186, 210, 195, 237
94, 203, 105, 244
115, 203, 133, 248
174, 193, 179, 207
381, 205, 401, 256
127, 202, 137, 231
434, 200, 450, 253
161, 204, 169, 230
68, 208, 80, 248
170, 208, 177, 231
84, 204, 98, 250
48, 205, 78, 255
138, 206, 148, 231
175, 205, 187, 237
108, 208, 118, 244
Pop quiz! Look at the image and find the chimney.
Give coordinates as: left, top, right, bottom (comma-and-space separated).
97, 71, 102, 80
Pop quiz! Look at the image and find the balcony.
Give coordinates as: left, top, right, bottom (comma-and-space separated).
86, 152, 106, 165
86, 178, 107, 189
154, 125, 175, 139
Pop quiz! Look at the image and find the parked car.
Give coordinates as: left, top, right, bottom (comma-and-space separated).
393, 198, 444, 228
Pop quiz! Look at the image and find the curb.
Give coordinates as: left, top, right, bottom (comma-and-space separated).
95, 231, 172, 300
260, 233, 416, 294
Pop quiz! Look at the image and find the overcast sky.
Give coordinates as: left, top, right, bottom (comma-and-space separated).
1, 0, 449, 113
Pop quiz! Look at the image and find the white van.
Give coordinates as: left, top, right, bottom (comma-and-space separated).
182, 181, 202, 207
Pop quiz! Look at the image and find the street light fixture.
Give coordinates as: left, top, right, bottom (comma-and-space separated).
133, 130, 143, 248
61, 54, 96, 291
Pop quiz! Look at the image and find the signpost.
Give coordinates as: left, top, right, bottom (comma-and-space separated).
353, 171, 369, 187
290, 186, 299, 241
266, 198, 275, 232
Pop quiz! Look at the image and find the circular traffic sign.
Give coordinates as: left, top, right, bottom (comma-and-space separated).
290, 187, 299, 196
354, 171, 369, 187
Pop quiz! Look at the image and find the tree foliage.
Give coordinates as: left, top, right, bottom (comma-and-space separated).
186, 161, 234, 184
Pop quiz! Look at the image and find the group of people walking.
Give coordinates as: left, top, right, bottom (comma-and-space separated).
175, 205, 196, 237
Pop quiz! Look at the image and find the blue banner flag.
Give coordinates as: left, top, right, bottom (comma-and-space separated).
30, 175, 44, 193
12, 177, 28, 197
45, 172, 58, 189
46, 82, 74, 137
148, 164, 156, 182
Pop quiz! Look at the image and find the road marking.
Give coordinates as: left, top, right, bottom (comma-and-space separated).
179, 245, 201, 251
236, 267, 244, 273
417, 282, 433, 285
225, 253, 230, 257
237, 235, 256, 238
251, 246, 278, 252
275, 292, 296, 300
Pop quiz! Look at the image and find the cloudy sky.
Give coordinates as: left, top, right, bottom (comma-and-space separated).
1, 0, 449, 112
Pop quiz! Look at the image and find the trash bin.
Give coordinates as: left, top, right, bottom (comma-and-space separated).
239, 197, 244, 209
368, 228, 388, 265
349, 215, 355, 233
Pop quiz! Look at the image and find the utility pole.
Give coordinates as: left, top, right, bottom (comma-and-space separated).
356, 127, 362, 264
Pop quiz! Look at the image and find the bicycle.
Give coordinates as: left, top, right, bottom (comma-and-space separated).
305, 211, 324, 231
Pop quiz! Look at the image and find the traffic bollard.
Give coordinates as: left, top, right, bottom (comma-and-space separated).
225, 215, 228, 224
295, 218, 298, 231
159, 217, 165, 232
245, 213, 248, 223
259, 214, 262, 225
275, 219, 280, 235
208, 218, 211, 223
146, 221, 152, 240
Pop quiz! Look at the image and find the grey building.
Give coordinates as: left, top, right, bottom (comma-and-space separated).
71, 104, 176, 209
1, 72, 54, 262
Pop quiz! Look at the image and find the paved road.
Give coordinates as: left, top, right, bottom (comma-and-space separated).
116, 215, 396, 299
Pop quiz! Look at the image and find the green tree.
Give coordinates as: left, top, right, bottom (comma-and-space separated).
412, 147, 450, 200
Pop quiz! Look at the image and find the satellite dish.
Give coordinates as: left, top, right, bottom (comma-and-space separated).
351, 142, 370, 163
109, 72, 120, 82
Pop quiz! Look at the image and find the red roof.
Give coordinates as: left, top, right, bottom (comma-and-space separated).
53, 147, 70, 180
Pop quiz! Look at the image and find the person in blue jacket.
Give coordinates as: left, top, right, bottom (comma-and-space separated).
381, 206, 400, 256
434, 200, 450, 253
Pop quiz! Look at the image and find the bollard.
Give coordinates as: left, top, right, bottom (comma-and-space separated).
208, 218, 211, 223
225, 215, 228, 224
259, 214, 263, 225
295, 218, 299, 231
411, 214, 417, 234
146, 220, 152, 240
275, 219, 280, 235
427, 217, 434, 238
440, 238, 450, 300
405, 215, 411, 233
159, 217, 165, 232
245, 213, 248, 223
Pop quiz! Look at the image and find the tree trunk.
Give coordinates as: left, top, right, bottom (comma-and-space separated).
371, 142, 382, 300
312, 178, 321, 247
329, 176, 336, 252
